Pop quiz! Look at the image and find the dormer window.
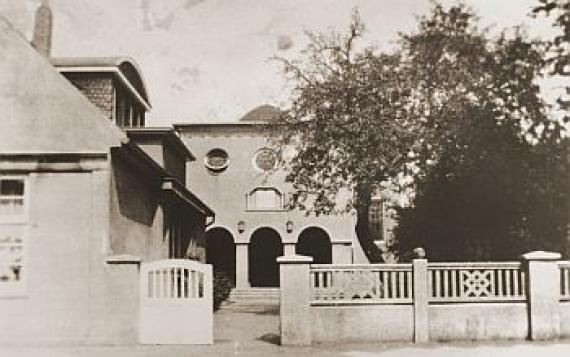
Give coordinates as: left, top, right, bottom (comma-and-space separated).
116, 87, 144, 128
52, 57, 151, 128
246, 187, 283, 210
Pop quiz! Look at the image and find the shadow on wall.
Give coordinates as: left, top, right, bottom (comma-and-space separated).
110, 151, 160, 254
112, 153, 159, 226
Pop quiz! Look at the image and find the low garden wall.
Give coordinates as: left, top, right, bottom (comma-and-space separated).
278, 252, 570, 345
312, 305, 414, 342
560, 302, 570, 338
428, 303, 528, 341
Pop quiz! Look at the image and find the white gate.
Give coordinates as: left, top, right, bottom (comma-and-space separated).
139, 259, 213, 344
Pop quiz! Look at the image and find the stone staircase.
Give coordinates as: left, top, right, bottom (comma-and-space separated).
227, 288, 280, 305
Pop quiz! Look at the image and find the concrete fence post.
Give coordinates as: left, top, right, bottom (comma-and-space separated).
522, 251, 561, 340
277, 254, 313, 346
413, 258, 429, 343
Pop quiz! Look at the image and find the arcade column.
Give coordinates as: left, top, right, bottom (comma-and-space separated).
235, 243, 250, 289
283, 242, 296, 256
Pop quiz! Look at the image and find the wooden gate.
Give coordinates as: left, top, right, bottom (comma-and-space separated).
139, 259, 213, 344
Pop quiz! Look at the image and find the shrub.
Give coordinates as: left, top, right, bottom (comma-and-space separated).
213, 270, 234, 311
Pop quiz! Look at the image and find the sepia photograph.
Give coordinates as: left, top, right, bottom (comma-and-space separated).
0, 0, 569, 356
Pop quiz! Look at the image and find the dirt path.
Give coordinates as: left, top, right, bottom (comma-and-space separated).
213, 303, 282, 348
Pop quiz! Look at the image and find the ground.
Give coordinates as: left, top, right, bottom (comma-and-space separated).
1, 303, 570, 356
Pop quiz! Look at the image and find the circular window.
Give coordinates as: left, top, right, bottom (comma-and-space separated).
205, 149, 229, 172
254, 148, 278, 171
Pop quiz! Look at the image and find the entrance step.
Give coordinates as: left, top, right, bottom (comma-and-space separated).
228, 288, 280, 305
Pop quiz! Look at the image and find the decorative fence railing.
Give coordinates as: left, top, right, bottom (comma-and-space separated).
428, 262, 526, 302
560, 261, 570, 301
308, 260, 570, 305
310, 264, 413, 305
283, 252, 570, 346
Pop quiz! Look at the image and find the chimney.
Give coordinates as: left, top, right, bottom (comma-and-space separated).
31, 0, 53, 57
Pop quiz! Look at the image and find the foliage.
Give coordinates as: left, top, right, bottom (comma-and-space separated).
399, 3, 552, 169
396, 121, 569, 260
272, 2, 569, 261
213, 270, 234, 311
528, 0, 570, 259
396, 3, 569, 260
532, 0, 570, 116
270, 11, 418, 261
272, 13, 417, 213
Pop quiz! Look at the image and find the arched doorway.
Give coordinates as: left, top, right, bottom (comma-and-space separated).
249, 227, 283, 287
206, 227, 236, 285
296, 227, 332, 264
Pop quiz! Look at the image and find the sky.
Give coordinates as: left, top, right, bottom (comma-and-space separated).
0, 0, 557, 125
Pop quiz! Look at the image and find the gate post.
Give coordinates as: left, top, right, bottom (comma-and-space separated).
522, 251, 561, 340
278, 254, 313, 346
413, 258, 429, 343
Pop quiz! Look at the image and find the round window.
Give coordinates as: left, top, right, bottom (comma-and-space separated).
205, 149, 229, 172
254, 148, 278, 171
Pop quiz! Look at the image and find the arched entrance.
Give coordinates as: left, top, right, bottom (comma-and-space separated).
249, 227, 283, 287
296, 227, 332, 264
206, 227, 236, 285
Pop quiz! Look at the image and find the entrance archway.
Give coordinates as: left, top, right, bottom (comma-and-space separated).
296, 227, 332, 264
206, 227, 235, 285
249, 227, 283, 287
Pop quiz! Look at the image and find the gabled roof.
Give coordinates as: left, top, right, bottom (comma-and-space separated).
0, 16, 125, 154
51, 56, 151, 110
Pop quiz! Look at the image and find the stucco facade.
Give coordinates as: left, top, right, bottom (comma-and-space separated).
176, 116, 365, 289
0, 11, 212, 344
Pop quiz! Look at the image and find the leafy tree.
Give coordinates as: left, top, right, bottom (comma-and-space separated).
397, 115, 569, 260
398, 4, 550, 171
270, 12, 418, 261
396, 3, 569, 260
272, 3, 568, 262
531, 0, 570, 256
532, 0, 570, 117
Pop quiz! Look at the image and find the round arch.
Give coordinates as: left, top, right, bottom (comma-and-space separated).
248, 227, 283, 287
296, 227, 332, 264
206, 227, 236, 284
